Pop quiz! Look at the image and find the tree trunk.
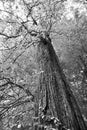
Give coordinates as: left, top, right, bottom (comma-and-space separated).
0, 115, 3, 130
34, 88, 39, 130
37, 34, 87, 130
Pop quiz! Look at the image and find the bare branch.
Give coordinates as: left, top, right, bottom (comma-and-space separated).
0, 77, 34, 98
0, 97, 34, 118
0, 32, 20, 39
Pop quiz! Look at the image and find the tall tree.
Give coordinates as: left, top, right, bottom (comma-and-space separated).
0, 0, 87, 129
37, 33, 87, 130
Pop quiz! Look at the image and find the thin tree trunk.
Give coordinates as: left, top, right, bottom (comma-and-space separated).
34, 88, 39, 130
0, 115, 3, 130
37, 34, 87, 130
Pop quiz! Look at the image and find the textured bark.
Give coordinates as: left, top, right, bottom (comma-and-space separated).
37, 35, 87, 130
34, 88, 39, 130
